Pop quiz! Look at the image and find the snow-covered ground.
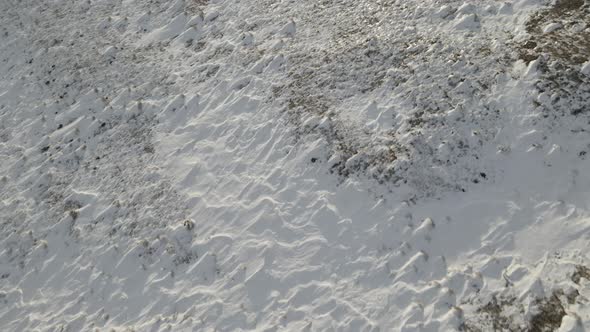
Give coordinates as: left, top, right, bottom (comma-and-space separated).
1, 0, 590, 330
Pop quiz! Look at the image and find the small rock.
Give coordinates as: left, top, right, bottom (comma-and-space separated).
522, 40, 537, 49
183, 219, 195, 231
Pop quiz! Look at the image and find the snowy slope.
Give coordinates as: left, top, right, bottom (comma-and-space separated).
1, 0, 590, 331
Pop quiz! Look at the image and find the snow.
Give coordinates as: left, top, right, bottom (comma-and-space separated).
1, 0, 590, 331
543, 22, 563, 34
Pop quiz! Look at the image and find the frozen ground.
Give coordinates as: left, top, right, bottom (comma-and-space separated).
1, 0, 590, 331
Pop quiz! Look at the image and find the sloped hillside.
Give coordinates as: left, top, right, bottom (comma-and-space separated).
1, 0, 589, 331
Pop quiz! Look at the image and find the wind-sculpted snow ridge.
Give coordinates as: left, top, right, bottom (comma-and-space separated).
1, 0, 590, 331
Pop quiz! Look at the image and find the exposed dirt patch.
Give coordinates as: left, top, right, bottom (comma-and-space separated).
461, 296, 524, 332
519, 0, 590, 118
462, 287, 582, 332
271, 1, 514, 196
187, 0, 209, 14
460, 296, 516, 332
572, 264, 590, 284
529, 292, 568, 332
519, 0, 590, 65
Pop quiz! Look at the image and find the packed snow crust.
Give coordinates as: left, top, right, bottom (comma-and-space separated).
1, 0, 590, 331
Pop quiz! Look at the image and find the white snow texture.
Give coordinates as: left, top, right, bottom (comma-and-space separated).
1, 0, 590, 331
